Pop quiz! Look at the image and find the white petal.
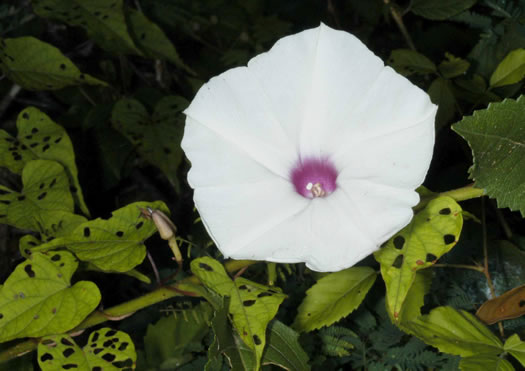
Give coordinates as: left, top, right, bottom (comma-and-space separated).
182, 117, 275, 188
193, 179, 309, 257
184, 67, 297, 178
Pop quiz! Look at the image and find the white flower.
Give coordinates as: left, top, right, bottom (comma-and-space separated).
181, 24, 436, 272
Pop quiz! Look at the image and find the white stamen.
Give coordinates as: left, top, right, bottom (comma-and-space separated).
306, 182, 313, 190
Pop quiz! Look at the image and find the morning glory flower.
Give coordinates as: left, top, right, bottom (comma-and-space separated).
181, 24, 436, 272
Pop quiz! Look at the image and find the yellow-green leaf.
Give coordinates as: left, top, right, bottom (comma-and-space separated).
459, 355, 514, 371
504, 334, 525, 367
490, 49, 525, 88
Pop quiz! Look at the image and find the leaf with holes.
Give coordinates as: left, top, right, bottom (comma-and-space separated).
411, 0, 477, 20
32, 0, 141, 55
459, 355, 514, 371
453, 96, 525, 216
0, 107, 89, 215
388, 49, 437, 76
38, 328, 136, 370
0, 36, 106, 90
504, 334, 525, 367
111, 97, 188, 187
374, 196, 463, 320
127, 9, 192, 73
191, 257, 286, 371
33, 201, 170, 272
262, 320, 310, 371
404, 306, 503, 357
476, 284, 525, 324
292, 267, 376, 332
490, 49, 525, 88
0, 251, 100, 342
0, 160, 74, 231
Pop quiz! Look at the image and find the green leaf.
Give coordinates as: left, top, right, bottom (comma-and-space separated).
459, 355, 514, 371
404, 306, 503, 357
262, 320, 310, 371
0, 107, 89, 215
439, 52, 470, 79
0, 251, 101, 342
504, 334, 525, 367
374, 197, 463, 320
490, 49, 525, 88
388, 49, 437, 76
395, 269, 432, 324
127, 9, 192, 73
38, 328, 136, 370
144, 302, 212, 369
191, 257, 286, 371
111, 97, 187, 187
0, 160, 74, 231
0, 36, 107, 90
32, 0, 141, 55
318, 326, 358, 358
411, 0, 477, 20
428, 77, 457, 129
452, 96, 525, 216
33, 201, 169, 272
292, 267, 376, 332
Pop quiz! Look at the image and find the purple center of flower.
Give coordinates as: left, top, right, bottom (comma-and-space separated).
290, 157, 338, 198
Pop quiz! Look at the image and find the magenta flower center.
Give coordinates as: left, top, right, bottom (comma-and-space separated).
290, 157, 338, 198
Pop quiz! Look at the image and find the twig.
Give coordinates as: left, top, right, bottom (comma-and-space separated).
384, 0, 416, 51
432, 263, 484, 273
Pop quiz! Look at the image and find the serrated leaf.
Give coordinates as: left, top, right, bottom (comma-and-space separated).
191, 257, 286, 371
374, 197, 463, 320
0, 160, 74, 231
404, 306, 503, 357
476, 284, 525, 324
33, 201, 169, 272
439, 52, 470, 79
452, 96, 525, 216
111, 97, 187, 187
262, 320, 310, 371
144, 302, 212, 369
0, 251, 101, 342
0, 107, 89, 215
504, 334, 525, 367
428, 77, 457, 129
459, 355, 514, 371
32, 0, 141, 55
411, 0, 477, 20
38, 328, 136, 370
388, 49, 437, 76
127, 9, 192, 73
0, 36, 106, 90
318, 326, 357, 358
292, 267, 376, 332
490, 49, 525, 87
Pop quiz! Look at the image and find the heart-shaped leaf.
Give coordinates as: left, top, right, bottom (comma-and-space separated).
33, 201, 169, 272
38, 328, 136, 370
191, 257, 286, 371
111, 97, 187, 187
292, 267, 376, 332
374, 196, 463, 320
0, 251, 101, 342
0, 107, 89, 215
0, 36, 106, 90
32, 0, 141, 55
0, 160, 74, 231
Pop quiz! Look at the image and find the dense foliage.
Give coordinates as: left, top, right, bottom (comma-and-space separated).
1, 0, 525, 370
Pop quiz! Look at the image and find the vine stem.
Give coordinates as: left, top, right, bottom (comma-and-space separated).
384, 0, 416, 51
0, 259, 256, 364
415, 183, 485, 212
432, 263, 484, 273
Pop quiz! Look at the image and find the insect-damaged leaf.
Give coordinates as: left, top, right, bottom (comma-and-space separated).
292, 266, 376, 332
0, 160, 74, 231
374, 196, 463, 320
191, 257, 286, 371
476, 284, 525, 324
453, 95, 525, 216
33, 201, 170, 272
111, 97, 188, 188
0, 36, 106, 90
0, 251, 100, 342
32, 0, 141, 55
0, 107, 89, 215
38, 328, 136, 370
